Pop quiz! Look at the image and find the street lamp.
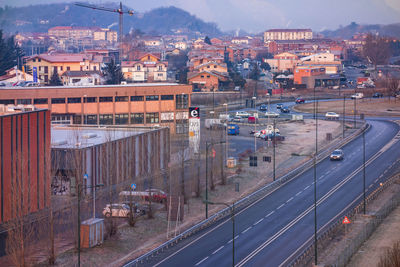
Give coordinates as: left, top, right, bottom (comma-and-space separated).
203, 200, 235, 267
313, 85, 318, 266
363, 123, 366, 214
223, 103, 228, 164
252, 96, 257, 154
342, 94, 346, 139
83, 94, 87, 125
205, 140, 226, 219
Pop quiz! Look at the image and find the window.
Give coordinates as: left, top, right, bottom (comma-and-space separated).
32, 59, 36, 62
73, 114, 82, 124
115, 113, 129, 124
67, 66, 70, 71
51, 98, 66, 104
131, 113, 144, 124
80, 67, 83, 71
147, 56, 151, 60
115, 96, 128, 102
83, 97, 97, 103
53, 66, 57, 73
161, 95, 174, 100
60, 66, 63, 71
158, 65, 163, 71
0, 99, 14, 105
94, 66, 97, 71
207, 75, 210, 78
44, 75, 49, 82
214, 65, 217, 68
86, 114, 97, 125
131, 96, 144, 101
146, 112, 159, 123
34, 98, 48, 104
38, 58, 41, 62
99, 97, 113, 102
201, 75, 204, 78
176, 94, 188, 109
99, 114, 113, 125
44, 66, 48, 73
146, 95, 159, 101
158, 73, 163, 77
137, 65, 141, 71
68, 97, 81, 103
17, 99, 32, 105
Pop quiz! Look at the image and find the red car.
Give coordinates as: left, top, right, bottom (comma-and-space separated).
295, 98, 305, 104
144, 189, 167, 203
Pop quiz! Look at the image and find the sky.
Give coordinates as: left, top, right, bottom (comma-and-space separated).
2, 0, 400, 33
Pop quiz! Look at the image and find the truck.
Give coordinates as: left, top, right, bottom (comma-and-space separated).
227, 124, 240, 135
205, 118, 223, 129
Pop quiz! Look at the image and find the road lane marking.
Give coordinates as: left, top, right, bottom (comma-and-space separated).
228, 239, 233, 244
277, 204, 285, 210
265, 211, 275, 218
304, 185, 310, 190
296, 191, 302, 196
234, 235, 239, 240
212, 246, 224, 255
287, 197, 294, 203
254, 218, 263, 225
242, 227, 252, 234
369, 184, 373, 188
195, 256, 208, 266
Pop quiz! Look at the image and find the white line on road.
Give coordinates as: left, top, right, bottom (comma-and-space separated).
287, 197, 294, 203
227, 239, 233, 244
304, 185, 310, 190
369, 184, 373, 188
212, 246, 224, 255
195, 256, 209, 266
265, 211, 275, 217
254, 218, 263, 225
277, 204, 285, 210
234, 235, 239, 240
296, 191, 302, 196
242, 227, 252, 234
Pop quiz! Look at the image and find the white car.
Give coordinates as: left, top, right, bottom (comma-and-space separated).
265, 111, 280, 118
235, 111, 251, 118
351, 93, 364, 99
325, 112, 340, 120
103, 203, 132, 218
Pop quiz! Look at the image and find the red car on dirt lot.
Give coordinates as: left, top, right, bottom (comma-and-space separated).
295, 98, 305, 104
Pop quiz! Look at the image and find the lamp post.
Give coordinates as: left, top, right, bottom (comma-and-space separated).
273, 119, 276, 181
205, 140, 226, 219
342, 94, 346, 138
203, 200, 235, 267
223, 103, 228, 164
363, 124, 366, 214
252, 96, 257, 154
313, 86, 318, 266
83, 94, 87, 125
353, 89, 357, 129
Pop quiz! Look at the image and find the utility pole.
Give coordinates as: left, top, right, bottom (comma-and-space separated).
313, 87, 318, 266
273, 119, 276, 181
363, 127, 366, 214
342, 94, 345, 138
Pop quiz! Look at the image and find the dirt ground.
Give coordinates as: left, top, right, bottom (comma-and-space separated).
293, 97, 400, 117
30, 118, 346, 267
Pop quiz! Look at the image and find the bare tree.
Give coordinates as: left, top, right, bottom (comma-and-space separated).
385, 76, 400, 102
363, 33, 391, 69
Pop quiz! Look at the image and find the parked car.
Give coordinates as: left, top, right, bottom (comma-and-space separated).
248, 116, 258, 124
276, 103, 283, 109
259, 104, 268, 111
227, 124, 240, 135
295, 98, 305, 104
235, 111, 251, 118
351, 93, 364, 99
372, 92, 384, 98
265, 111, 279, 118
144, 189, 168, 203
330, 149, 344, 161
262, 133, 285, 141
232, 116, 242, 122
103, 203, 132, 218
280, 106, 290, 113
325, 112, 340, 120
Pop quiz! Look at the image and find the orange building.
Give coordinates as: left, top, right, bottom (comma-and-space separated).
294, 66, 326, 84
187, 71, 229, 91
0, 84, 192, 134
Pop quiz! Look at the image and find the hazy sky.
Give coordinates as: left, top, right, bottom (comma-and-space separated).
2, 0, 400, 32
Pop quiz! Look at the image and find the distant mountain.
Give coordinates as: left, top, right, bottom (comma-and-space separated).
321, 22, 400, 39
0, 3, 221, 37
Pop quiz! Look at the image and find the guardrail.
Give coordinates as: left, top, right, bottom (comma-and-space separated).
123, 122, 367, 267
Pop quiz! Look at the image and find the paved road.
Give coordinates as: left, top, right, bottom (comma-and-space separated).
133, 118, 400, 267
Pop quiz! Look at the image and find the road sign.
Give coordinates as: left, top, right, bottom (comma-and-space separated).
131, 183, 136, 190
84, 174, 88, 179
342, 216, 351, 224
189, 107, 200, 119
212, 148, 216, 158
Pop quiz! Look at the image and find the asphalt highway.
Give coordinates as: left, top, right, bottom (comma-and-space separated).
137, 117, 399, 267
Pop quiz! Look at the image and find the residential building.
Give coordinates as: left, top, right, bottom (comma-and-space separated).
0, 105, 51, 223
0, 83, 191, 134
61, 70, 103, 86
187, 71, 229, 91
48, 26, 117, 43
0, 67, 34, 84
265, 52, 300, 73
121, 53, 168, 82
294, 66, 325, 84
25, 53, 102, 85
300, 53, 342, 74
264, 29, 313, 42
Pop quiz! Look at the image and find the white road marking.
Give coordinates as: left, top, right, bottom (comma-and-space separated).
287, 197, 294, 203
277, 204, 285, 210
254, 218, 263, 225
304, 185, 310, 190
227, 239, 233, 244
265, 211, 275, 218
296, 191, 302, 196
369, 184, 373, 188
234, 235, 239, 240
242, 227, 252, 234
212, 246, 224, 255
195, 256, 209, 266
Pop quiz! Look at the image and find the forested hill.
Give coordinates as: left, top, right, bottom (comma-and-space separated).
0, 3, 221, 37
321, 22, 400, 39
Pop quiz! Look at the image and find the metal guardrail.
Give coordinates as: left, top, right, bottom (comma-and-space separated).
123, 122, 367, 267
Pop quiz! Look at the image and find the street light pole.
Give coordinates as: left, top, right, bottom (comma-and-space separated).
353, 90, 357, 129
363, 127, 366, 214
342, 94, 345, 138
313, 87, 318, 266
252, 96, 257, 154
83, 94, 87, 125
223, 103, 228, 165
273, 119, 276, 181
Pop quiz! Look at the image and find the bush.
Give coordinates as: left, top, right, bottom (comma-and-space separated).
104, 218, 118, 239
378, 240, 400, 267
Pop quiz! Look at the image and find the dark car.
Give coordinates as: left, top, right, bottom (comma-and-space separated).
262, 133, 285, 141
276, 103, 283, 109
259, 104, 268, 111
330, 149, 344, 161
295, 98, 305, 104
280, 106, 290, 113
372, 92, 383, 98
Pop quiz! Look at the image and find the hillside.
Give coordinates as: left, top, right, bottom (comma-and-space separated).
321, 22, 400, 39
0, 3, 221, 36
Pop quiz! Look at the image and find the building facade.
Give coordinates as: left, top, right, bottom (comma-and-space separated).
121, 53, 168, 82
0, 83, 191, 134
264, 29, 313, 41
0, 106, 51, 223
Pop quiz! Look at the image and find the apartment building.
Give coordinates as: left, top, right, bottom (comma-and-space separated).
264, 29, 313, 42
121, 53, 168, 82
48, 26, 117, 43
265, 52, 300, 73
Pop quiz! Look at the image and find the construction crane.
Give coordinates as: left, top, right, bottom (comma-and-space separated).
75, 2, 134, 63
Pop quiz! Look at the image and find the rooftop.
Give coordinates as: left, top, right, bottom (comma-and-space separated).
0, 82, 181, 90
